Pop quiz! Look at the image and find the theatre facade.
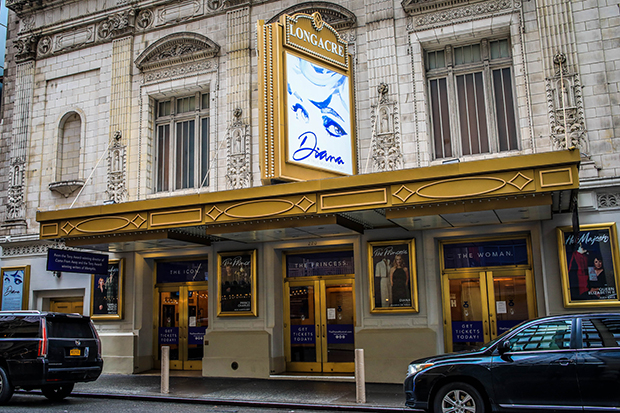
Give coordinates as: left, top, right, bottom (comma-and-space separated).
1, 0, 619, 384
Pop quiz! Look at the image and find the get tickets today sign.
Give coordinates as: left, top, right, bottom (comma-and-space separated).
258, 12, 357, 183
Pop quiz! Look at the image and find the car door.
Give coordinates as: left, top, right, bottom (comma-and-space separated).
576, 315, 620, 410
490, 319, 582, 409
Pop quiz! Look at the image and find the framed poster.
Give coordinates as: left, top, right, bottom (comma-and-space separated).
217, 250, 257, 316
0, 266, 31, 310
367, 240, 418, 313
557, 223, 620, 307
91, 259, 124, 319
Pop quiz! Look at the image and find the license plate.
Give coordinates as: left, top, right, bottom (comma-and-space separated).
70, 348, 81, 356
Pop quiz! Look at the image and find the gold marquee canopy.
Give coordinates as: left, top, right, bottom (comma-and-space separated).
37, 150, 581, 250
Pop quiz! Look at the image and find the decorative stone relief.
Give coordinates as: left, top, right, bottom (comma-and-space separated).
547, 53, 587, 152
14, 34, 39, 62
598, 192, 620, 210
155, 0, 202, 27
226, 109, 252, 190
20, 14, 35, 32
98, 10, 135, 40
370, 83, 403, 172
54, 26, 95, 53
107, 131, 128, 203
136, 9, 154, 30
405, 0, 517, 31
135, 32, 220, 72
207, 0, 223, 12
2, 243, 59, 257
6, 159, 25, 221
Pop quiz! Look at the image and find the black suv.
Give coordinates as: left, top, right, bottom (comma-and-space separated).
0, 311, 103, 404
405, 313, 620, 412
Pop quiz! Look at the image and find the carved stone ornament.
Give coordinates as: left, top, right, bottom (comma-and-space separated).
268, 2, 357, 31
37, 36, 52, 56
547, 54, 587, 153
136, 9, 154, 30
370, 86, 403, 172
14, 34, 39, 62
107, 131, 128, 203
207, 0, 223, 11
599, 192, 620, 210
135, 32, 220, 72
6, 160, 25, 221
98, 10, 136, 40
406, 0, 516, 31
226, 121, 252, 190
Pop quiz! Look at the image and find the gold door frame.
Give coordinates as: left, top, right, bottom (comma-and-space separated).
153, 282, 208, 370
284, 276, 356, 373
441, 269, 536, 353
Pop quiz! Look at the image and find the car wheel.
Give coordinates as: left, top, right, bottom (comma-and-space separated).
41, 383, 74, 401
433, 382, 485, 413
0, 366, 14, 404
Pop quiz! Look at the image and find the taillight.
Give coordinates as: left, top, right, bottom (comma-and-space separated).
38, 320, 48, 357
92, 324, 102, 358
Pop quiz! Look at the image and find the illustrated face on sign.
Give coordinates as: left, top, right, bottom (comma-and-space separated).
286, 53, 352, 175
4, 271, 22, 287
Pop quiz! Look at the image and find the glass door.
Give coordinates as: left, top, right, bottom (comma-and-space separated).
442, 269, 536, 352
157, 284, 208, 370
285, 278, 355, 373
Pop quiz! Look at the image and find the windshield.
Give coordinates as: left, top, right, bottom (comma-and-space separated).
478, 320, 528, 351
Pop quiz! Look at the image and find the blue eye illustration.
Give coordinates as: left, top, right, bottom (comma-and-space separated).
13, 278, 22, 285
323, 116, 346, 138
292, 103, 309, 122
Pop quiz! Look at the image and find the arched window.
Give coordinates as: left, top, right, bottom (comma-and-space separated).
57, 112, 82, 181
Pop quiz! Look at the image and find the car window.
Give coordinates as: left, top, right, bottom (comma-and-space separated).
581, 317, 620, 348
0, 315, 40, 338
47, 318, 94, 339
507, 320, 572, 351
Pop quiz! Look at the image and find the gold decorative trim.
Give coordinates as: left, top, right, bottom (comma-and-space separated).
295, 196, 316, 212
206, 206, 224, 222
150, 208, 203, 227
41, 223, 59, 237
131, 214, 147, 229
62, 221, 76, 235
539, 167, 573, 188
73, 216, 131, 233
224, 199, 295, 219
507, 172, 534, 191
416, 177, 507, 199
321, 188, 387, 210
393, 185, 415, 203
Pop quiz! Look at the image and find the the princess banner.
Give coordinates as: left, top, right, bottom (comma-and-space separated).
557, 223, 620, 307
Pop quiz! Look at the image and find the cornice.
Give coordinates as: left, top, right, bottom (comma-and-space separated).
268, 1, 356, 31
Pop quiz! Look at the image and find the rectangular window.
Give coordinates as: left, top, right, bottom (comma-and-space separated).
426, 39, 518, 160
155, 93, 210, 192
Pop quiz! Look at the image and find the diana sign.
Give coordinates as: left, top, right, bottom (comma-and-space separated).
258, 12, 357, 184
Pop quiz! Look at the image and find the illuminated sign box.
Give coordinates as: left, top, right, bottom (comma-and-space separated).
258, 12, 357, 184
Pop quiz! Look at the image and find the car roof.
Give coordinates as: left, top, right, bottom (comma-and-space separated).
0, 310, 90, 319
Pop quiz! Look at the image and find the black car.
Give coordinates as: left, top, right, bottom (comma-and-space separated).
404, 313, 620, 412
0, 310, 103, 404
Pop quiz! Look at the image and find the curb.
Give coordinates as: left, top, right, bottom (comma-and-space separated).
68, 391, 413, 412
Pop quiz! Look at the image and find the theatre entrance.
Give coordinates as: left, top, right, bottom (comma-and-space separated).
440, 237, 537, 353
154, 259, 209, 370
283, 250, 356, 374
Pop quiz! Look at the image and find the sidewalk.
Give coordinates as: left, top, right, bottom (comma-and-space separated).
71, 371, 414, 412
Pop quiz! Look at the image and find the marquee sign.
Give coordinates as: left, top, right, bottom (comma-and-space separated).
258, 12, 357, 184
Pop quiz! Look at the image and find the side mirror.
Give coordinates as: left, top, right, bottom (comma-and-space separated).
498, 340, 511, 354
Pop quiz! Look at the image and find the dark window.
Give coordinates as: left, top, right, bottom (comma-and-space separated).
582, 317, 620, 348
47, 318, 94, 339
426, 39, 518, 160
508, 320, 572, 351
0, 316, 40, 338
155, 92, 210, 192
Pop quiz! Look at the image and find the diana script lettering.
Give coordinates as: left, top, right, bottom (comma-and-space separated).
293, 132, 345, 165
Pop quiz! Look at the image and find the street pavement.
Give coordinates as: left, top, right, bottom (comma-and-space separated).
70, 371, 413, 412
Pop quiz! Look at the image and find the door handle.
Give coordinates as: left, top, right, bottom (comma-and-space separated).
322, 324, 326, 338
553, 358, 574, 366
316, 324, 320, 338
484, 320, 488, 336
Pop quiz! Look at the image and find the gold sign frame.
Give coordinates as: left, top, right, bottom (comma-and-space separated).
258, 12, 357, 184
217, 250, 258, 317
557, 223, 620, 307
91, 259, 124, 320
0, 266, 31, 310
367, 239, 419, 313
